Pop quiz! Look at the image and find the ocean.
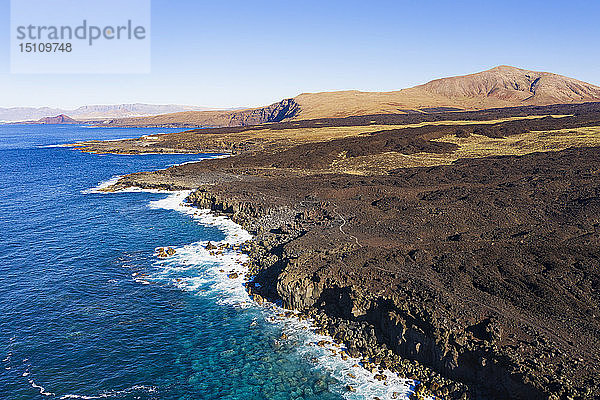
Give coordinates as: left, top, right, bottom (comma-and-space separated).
0, 124, 415, 400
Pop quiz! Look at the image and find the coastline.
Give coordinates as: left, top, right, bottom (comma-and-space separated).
184, 189, 469, 400
6, 5, 600, 396
99, 149, 600, 400
95, 178, 466, 399
103, 186, 428, 400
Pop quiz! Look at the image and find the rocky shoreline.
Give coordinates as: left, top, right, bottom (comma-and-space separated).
183, 188, 538, 400
184, 189, 471, 400
179, 147, 600, 400
99, 167, 600, 400
99, 165, 600, 399
110, 145, 600, 400
103, 163, 600, 399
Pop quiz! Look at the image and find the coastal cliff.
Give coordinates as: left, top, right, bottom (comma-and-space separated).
99, 98, 301, 128
185, 148, 600, 400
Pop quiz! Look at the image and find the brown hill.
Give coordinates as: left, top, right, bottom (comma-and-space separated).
37, 114, 78, 124
101, 66, 600, 128
294, 65, 600, 119
416, 65, 600, 106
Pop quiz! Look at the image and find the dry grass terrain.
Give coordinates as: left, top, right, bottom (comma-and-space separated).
72, 114, 569, 155
332, 125, 600, 173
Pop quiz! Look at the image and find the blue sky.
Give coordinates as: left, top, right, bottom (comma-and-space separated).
0, 0, 599, 108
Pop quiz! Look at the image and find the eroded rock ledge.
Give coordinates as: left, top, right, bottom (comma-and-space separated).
185, 192, 528, 400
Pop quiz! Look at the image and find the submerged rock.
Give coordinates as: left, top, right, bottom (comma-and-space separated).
156, 247, 168, 258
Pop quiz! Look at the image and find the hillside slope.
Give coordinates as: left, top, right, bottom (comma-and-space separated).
294, 65, 600, 119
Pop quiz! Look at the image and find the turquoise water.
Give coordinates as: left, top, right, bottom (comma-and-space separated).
0, 125, 414, 400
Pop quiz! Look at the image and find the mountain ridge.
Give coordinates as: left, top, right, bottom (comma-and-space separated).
292, 65, 600, 120
415, 65, 600, 103
97, 66, 600, 128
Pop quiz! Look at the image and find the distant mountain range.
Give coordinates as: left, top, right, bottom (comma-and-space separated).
0, 104, 217, 122
98, 65, 600, 128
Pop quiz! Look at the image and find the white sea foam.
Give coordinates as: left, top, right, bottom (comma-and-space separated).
29, 379, 55, 396
38, 144, 73, 148
148, 191, 421, 400
275, 311, 418, 400
81, 176, 123, 194
59, 385, 157, 399
148, 191, 253, 306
